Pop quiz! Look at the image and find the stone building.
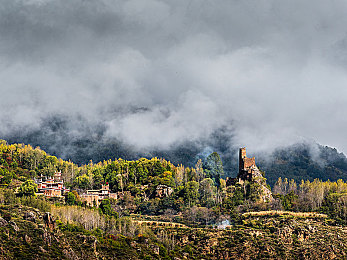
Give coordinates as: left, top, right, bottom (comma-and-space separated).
155, 184, 174, 198
35, 172, 69, 197
238, 147, 261, 181
226, 147, 273, 202
80, 184, 117, 207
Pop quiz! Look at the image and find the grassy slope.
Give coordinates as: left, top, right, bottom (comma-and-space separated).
1, 204, 346, 259
0, 205, 159, 260
150, 214, 347, 259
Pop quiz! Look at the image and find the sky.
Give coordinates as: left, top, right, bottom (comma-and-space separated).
1, 0, 347, 156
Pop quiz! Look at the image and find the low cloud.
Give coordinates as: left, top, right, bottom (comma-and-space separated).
1, 0, 347, 158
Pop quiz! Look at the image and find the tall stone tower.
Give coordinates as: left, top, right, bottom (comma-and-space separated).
239, 147, 247, 173
235, 147, 273, 202
238, 147, 256, 180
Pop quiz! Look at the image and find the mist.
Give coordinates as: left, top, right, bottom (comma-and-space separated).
1, 0, 347, 162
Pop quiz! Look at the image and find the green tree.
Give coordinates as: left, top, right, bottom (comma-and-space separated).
199, 178, 216, 207
0, 168, 14, 185
246, 181, 262, 202
204, 152, 224, 186
66, 192, 76, 205
195, 159, 205, 182
184, 181, 199, 207
99, 199, 118, 218
18, 179, 38, 196
232, 186, 244, 206
282, 191, 298, 210
92, 169, 104, 189
73, 174, 91, 190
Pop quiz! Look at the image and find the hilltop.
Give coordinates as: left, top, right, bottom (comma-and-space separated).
5, 130, 347, 186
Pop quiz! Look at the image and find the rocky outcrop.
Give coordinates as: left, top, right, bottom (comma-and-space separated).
23, 212, 36, 222
260, 184, 273, 203
251, 166, 273, 202
43, 212, 55, 230
237, 148, 273, 203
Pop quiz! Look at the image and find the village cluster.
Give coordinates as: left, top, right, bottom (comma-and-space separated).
34, 148, 271, 205
35, 172, 117, 207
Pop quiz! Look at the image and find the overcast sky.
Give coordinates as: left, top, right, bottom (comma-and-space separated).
1, 0, 347, 154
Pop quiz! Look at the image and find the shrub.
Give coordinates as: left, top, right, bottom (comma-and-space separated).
18, 180, 37, 197
20, 196, 51, 212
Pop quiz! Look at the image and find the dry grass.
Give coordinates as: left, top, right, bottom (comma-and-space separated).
52, 205, 107, 230
135, 220, 187, 228
242, 210, 328, 218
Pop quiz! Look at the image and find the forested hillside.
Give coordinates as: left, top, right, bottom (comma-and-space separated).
6, 122, 347, 188
1, 139, 347, 259
257, 143, 347, 186
1, 139, 347, 223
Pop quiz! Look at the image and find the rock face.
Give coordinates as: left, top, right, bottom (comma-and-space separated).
155, 185, 173, 198
162, 214, 347, 259
43, 212, 55, 230
248, 166, 273, 203
259, 182, 273, 202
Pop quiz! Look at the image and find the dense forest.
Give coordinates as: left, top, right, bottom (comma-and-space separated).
257, 143, 347, 186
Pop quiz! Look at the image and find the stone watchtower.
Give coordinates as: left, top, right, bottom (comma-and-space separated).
238, 147, 256, 181
234, 147, 273, 202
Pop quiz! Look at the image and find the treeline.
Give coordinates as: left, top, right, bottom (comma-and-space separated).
0, 139, 223, 192
0, 140, 261, 224
260, 143, 347, 186
0, 140, 78, 185
2, 139, 347, 225
273, 177, 347, 223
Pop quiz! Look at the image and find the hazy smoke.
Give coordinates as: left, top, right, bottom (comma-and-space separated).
1, 0, 347, 159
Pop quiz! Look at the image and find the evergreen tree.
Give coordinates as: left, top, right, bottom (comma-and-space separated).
203, 152, 224, 186
99, 199, 118, 218
18, 179, 37, 196
66, 192, 76, 205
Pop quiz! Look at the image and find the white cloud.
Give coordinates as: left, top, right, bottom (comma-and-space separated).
1, 0, 347, 154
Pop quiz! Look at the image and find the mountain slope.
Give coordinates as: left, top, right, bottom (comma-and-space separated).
257, 143, 347, 186
4, 119, 347, 187
1, 204, 346, 259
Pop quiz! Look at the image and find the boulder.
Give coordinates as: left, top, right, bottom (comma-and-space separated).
24, 234, 32, 244
23, 212, 36, 222
0, 217, 7, 227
